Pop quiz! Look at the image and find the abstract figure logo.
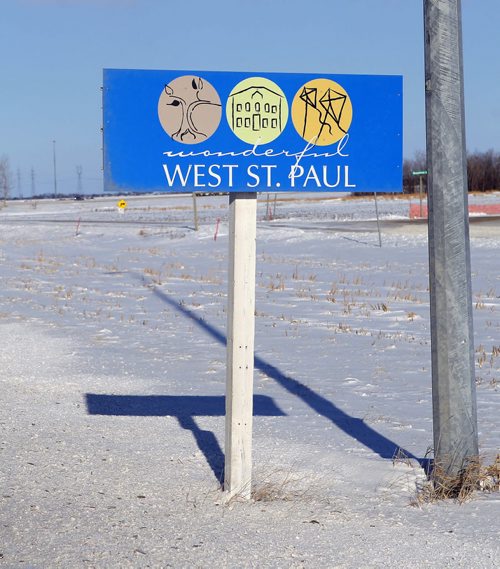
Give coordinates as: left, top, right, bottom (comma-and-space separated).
226, 77, 288, 145
158, 75, 222, 144
291, 79, 353, 146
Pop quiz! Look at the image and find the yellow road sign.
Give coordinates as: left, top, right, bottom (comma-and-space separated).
117, 199, 128, 209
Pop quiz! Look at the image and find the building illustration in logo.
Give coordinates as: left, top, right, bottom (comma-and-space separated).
158, 75, 222, 144
226, 77, 288, 145
291, 78, 353, 146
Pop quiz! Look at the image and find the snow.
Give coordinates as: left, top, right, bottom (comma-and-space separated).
1, 193, 499, 568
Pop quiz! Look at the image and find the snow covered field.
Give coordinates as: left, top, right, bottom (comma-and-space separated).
1, 193, 499, 568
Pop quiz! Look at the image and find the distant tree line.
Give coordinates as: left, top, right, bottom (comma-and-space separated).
403, 149, 500, 193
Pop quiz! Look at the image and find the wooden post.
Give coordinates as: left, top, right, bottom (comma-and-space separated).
192, 192, 199, 231
225, 192, 257, 499
373, 192, 382, 247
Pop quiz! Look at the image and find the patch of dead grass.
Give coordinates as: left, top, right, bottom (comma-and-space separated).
411, 454, 500, 506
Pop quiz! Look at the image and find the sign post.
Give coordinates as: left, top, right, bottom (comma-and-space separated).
424, 0, 478, 479
102, 68, 403, 498
412, 170, 427, 217
117, 199, 127, 214
225, 193, 257, 498
192, 192, 199, 231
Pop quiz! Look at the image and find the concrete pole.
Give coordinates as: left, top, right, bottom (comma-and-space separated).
424, 0, 478, 478
225, 192, 257, 498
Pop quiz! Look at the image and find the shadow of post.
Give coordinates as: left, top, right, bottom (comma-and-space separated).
85, 394, 286, 484
147, 284, 427, 467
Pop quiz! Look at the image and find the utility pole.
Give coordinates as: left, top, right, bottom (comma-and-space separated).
52, 140, 58, 197
424, 0, 478, 479
17, 168, 22, 199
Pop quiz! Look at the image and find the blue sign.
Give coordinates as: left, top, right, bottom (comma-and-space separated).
103, 69, 402, 193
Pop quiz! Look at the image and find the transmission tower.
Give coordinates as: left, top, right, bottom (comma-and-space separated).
31, 167, 35, 197
76, 165, 83, 194
52, 140, 57, 197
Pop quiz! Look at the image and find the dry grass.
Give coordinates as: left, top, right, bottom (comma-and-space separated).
251, 470, 300, 502
224, 467, 315, 505
411, 455, 500, 506
392, 447, 414, 468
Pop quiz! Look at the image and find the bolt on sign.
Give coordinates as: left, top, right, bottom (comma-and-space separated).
103, 69, 402, 193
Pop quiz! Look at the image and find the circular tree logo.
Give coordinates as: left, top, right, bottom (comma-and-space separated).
158, 75, 222, 144
226, 77, 289, 145
291, 79, 353, 146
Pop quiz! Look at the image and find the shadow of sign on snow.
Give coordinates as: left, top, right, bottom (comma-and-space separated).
86, 394, 285, 484
149, 285, 423, 465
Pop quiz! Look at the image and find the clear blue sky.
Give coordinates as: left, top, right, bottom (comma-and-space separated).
1, 0, 498, 195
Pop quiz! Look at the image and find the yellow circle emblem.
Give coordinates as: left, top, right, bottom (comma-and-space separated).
291, 79, 353, 146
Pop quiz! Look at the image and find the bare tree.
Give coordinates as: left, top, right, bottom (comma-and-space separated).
404, 149, 500, 194
0, 155, 12, 205
403, 150, 427, 193
467, 149, 500, 192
